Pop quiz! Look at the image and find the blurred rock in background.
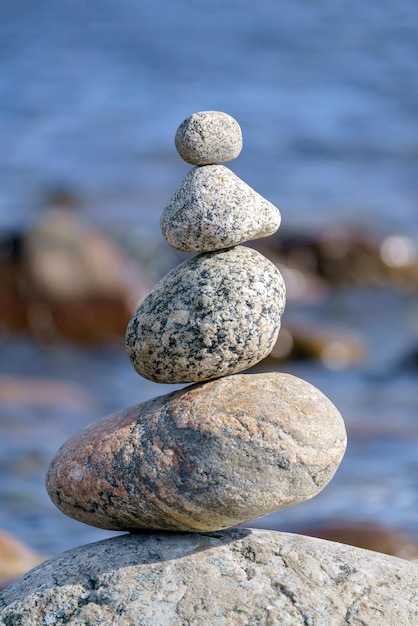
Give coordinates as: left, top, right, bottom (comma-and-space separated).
254, 226, 418, 292
248, 518, 418, 561
0, 530, 45, 590
297, 521, 418, 561
264, 322, 366, 370
0, 191, 152, 346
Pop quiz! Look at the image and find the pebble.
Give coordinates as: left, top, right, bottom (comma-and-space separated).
46, 373, 346, 532
125, 245, 286, 383
2, 529, 417, 626
174, 110, 242, 165
160, 164, 281, 252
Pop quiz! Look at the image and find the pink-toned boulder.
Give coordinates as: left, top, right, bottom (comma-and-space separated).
46, 373, 346, 532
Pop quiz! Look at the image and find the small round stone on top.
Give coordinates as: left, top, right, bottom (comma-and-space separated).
175, 111, 243, 165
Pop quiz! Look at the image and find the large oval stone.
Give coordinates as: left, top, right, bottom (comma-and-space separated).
125, 246, 286, 384
160, 165, 281, 252
2, 530, 417, 626
46, 373, 347, 532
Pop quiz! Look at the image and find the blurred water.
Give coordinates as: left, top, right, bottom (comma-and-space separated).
0, 1, 417, 234
0, 1, 417, 557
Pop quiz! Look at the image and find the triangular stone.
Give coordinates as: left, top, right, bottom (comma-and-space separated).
160, 164, 280, 252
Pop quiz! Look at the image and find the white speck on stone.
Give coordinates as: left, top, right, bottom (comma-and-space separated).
70, 466, 84, 482
166, 310, 190, 326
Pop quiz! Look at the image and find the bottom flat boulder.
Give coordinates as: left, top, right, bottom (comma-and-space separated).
1, 529, 417, 626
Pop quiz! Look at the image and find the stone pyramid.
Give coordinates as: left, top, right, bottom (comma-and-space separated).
2, 112, 416, 626
45, 111, 347, 532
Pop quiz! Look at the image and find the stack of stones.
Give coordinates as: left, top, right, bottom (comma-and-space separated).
44, 112, 347, 533
2, 113, 418, 626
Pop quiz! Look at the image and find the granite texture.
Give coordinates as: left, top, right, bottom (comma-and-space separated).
45, 373, 346, 532
174, 110, 242, 165
160, 164, 281, 252
126, 246, 286, 383
2, 529, 417, 626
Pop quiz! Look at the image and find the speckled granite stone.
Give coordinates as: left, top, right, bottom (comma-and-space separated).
45, 373, 346, 532
160, 165, 281, 252
3, 530, 417, 626
175, 111, 242, 165
125, 245, 285, 383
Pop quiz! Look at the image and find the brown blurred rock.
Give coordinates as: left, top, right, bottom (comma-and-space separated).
297, 522, 418, 561
0, 530, 44, 590
253, 226, 418, 291
46, 372, 347, 532
23, 205, 144, 304
0, 194, 151, 345
263, 323, 366, 369
275, 262, 329, 302
0, 233, 29, 338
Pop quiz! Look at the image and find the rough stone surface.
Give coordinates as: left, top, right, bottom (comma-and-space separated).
160, 164, 281, 252
46, 373, 346, 532
126, 246, 286, 383
174, 110, 242, 165
2, 529, 417, 626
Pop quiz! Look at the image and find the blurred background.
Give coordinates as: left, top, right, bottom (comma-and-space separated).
1, 0, 418, 582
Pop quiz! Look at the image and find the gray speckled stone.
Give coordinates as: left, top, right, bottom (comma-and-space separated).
175, 111, 242, 165
45, 372, 346, 532
125, 245, 285, 383
2, 530, 417, 626
161, 165, 281, 252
